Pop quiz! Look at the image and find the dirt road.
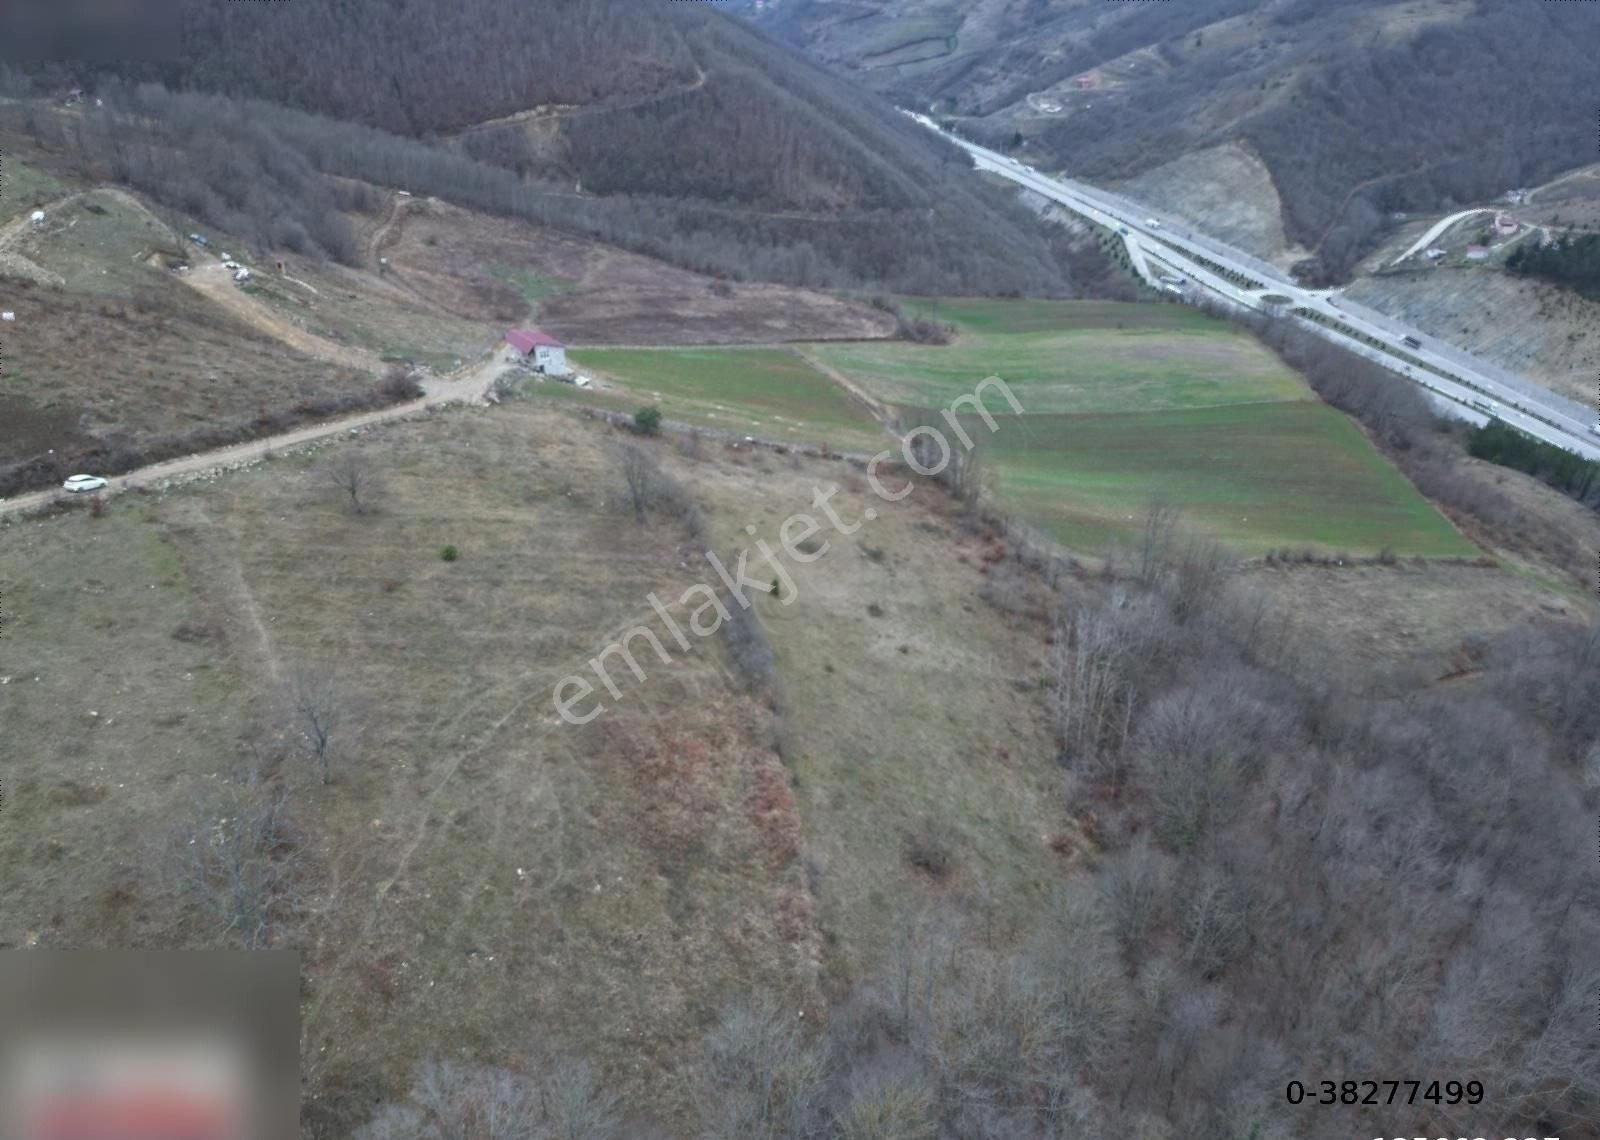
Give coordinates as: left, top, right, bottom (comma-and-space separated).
792, 347, 896, 431
444, 66, 707, 138
178, 261, 383, 373
0, 191, 77, 287
368, 192, 409, 269
0, 351, 514, 520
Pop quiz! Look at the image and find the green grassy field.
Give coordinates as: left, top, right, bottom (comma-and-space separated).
548, 299, 1469, 558
489, 264, 573, 310
902, 297, 1212, 335
566, 347, 884, 450
855, 16, 956, 56
982, 403, 1475, 557
814, 298, 1473, 558
813, 299, 1308, 416
28, 189, 177, 295
0, 160, 68, 223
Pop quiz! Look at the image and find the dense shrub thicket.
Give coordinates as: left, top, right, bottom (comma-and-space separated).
1469, 420, 1600, 505
1506, 232, 1600, 299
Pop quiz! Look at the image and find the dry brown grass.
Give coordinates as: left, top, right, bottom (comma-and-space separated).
384, 197, 895, 346
0, 278, 369, 465
2, 400, 1096, 1132
652, 436, 1071, 991
1, 405, 826, 1134
1243, 557, 1588, 689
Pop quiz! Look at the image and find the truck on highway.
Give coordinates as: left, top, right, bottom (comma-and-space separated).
1401, 334, 1422, 349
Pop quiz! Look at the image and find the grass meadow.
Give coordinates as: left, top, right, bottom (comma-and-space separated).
566, 347, 884, 450
547, 298, 1470, 558
818, 298, 1475, 557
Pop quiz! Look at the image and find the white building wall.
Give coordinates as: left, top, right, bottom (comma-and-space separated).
535, 345, 568, 376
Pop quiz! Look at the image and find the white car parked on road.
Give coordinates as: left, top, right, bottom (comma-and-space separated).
62, 474, 108, 493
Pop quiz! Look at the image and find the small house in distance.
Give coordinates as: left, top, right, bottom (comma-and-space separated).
506, 328, 569, 377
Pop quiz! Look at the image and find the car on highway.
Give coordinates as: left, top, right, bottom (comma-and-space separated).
62, 474, 108, 493
1145, 218, 1161, 229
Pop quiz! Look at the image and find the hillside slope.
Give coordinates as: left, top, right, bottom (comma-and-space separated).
749, 0, 1600, 280
0, 0, 1094, 296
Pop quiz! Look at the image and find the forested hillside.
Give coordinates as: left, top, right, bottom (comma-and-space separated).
0, 0, 1096, 295
751, 0, 1600, 281
21, 0, 701, 137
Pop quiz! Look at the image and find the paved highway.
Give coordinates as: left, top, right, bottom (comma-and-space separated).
906, 112, 1600, 461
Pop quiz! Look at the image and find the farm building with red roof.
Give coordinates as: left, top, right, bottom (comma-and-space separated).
506, 328, 569, 376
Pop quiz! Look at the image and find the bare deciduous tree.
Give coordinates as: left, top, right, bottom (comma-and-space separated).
1050, 606, 1136, 777
1178, 866, 1249, 978
698, 999, 828, 1140
620, 444, 656, 524
287, 666, 345, 784
1136, 500, 1180, 588
325, 451, 380, 515
1165, 533, 1234, 625
543, 1061, 623, 1140
1097, 839, 1175, 959
168, 776, 299, 949
357, 1058, 620, 1140
837, 1076, 936, 1140
944, 444, 987, 512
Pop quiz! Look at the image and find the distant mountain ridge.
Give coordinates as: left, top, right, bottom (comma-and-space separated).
747, 0, 1600, 280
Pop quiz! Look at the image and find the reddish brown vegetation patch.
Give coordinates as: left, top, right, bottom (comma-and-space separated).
600, 720, 725, 861
747, 761, 802, 871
